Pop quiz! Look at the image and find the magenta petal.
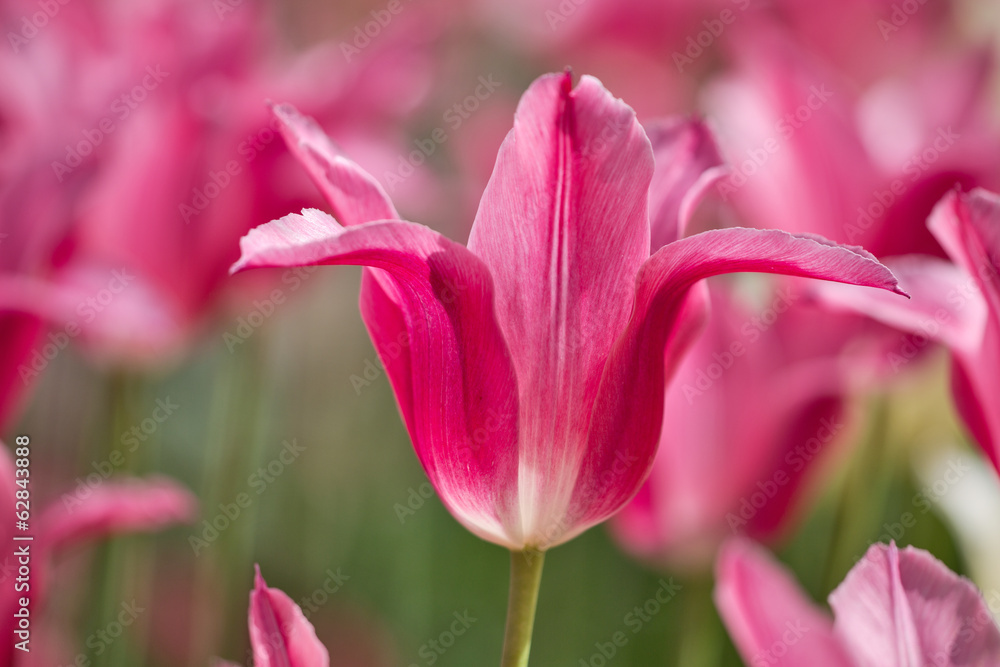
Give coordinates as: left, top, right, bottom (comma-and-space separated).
38, 476, 196, 554
573, 228, 905, 529
714, 538, 853, 667
233, 210, 521, 546
830, 543, 1000, 666
271, 103, 398, 227
249, 566, 329, 667
467, 72, 653, 545
645, 117, 727, 250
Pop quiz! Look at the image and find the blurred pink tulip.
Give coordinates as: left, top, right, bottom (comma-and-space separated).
0, 0, 434, 369
716, 538, 1000, 666
706, 25, 999, 260
612, 286, 858, 568
0, 441, 195, 667
233, 71, 903, 551
817, 188, 1000, 474
218, 565, 329, 667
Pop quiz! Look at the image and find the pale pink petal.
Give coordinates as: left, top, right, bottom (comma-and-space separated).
571, 229, 904, 530
270, 104, 398, 227
249, 566, 329, 667
645, 117, 727, 250
466, 71, 653, 546
232, 210, 520, 547
38, 476, 196, 553
813, 254, 988, 356
831, 543, 1000, 665
929, 189, 1000, 472
714, 538, 853, 667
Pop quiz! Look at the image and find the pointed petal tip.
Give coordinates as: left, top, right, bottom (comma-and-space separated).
253, 564, 266, 591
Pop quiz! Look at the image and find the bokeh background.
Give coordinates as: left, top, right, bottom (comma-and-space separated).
5, 0, 1000, 665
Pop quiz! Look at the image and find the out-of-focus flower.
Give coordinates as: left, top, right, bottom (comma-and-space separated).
0, 0, 434, 370
918, 449, 1000, 622
612, 285, 857, 569
817, 188, 1000, 475
0, 441, 195, 667
216, 565, 329, 667
715, 538, 1000, 666
706, 24, 999, 260
233, 71, 903, 551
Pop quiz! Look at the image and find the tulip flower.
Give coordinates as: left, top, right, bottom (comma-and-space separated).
233, 70, 904, 665
706, 24, 999, 260
0, 441, 195, 667
612, 285, 858, 569
816, 188, 1000, 475
215, 566, 329, 667
0, 0, 435, 370
715, 538, 1000, 665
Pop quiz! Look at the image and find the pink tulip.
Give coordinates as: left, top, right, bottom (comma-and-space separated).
612, 285, 858, 568
0, 441, 196, 667
706, 25, 999, 261
233, 71, 904, 551
816, 188, 1000, 474
0, 0, 434, 368
218, 565, 329, 667
715, 538, 1000, 666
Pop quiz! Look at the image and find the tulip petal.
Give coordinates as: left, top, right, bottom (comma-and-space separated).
466, 71, 653, 545
811, 254, 988, 356
646, 117, 727, 250
249, 566, 329, 667
271, 103, 398, 227
830, 542, 1000, 666
714, 538, 853, 667
929, 189, 1000, 471
572, 228, 905, 529
38, 476, 196, 554
233, 210, 521, 546
614, 287, 851, 565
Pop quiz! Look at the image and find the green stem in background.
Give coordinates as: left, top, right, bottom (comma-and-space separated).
500, 549, 546, 667
822, 394, 892, 591
675, 574, 717, 667
90, 371, 141, 666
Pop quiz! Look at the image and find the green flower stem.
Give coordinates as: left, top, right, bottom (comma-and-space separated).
500, 549, 546, 667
